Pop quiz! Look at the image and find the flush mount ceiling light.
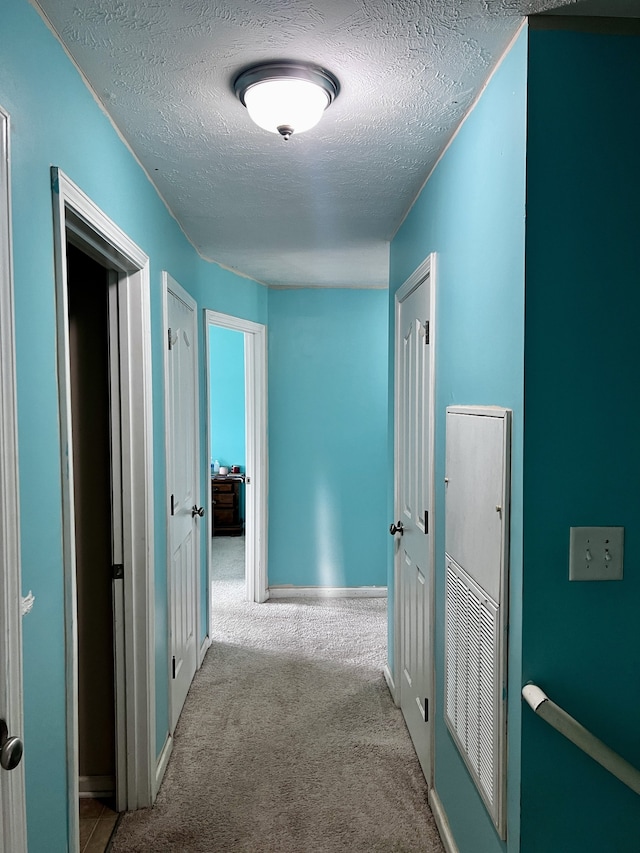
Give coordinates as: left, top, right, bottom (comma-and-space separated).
234, 61, 339, 141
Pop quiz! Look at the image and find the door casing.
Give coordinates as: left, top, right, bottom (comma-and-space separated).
0, 104, 27, 853
205, 310, 268, 605
51, 168, 156, 850
391, 253, 437, 786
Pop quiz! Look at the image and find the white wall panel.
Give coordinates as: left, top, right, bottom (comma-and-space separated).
444, 405, 511, 838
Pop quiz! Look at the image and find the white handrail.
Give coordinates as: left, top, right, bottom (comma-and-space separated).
522, 684, 640, 796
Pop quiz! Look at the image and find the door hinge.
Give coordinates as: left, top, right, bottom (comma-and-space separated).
424, 320, 430, 345
112, 563, 124, 580
167, 327, 173, 350
172, 656, 176, 679
424, 510, 429, 534
170, 494, 175, 516
425, 698, 429, 722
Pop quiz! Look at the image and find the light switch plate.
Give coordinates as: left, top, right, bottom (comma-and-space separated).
569, 527, 624, 581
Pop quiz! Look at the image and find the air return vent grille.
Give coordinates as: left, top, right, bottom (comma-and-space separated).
445, 556, 503, 829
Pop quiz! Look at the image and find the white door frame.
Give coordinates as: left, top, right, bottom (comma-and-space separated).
0, 105, 27, 853
205, 310, 268, 604
51, 169, 156, 850
392, 253, 437, 783
162, 272, 201, 731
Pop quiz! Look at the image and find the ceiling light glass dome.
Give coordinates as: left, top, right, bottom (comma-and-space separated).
234, 62, 339, 141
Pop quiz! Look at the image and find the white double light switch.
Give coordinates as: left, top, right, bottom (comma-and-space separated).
569, 526, 624, 581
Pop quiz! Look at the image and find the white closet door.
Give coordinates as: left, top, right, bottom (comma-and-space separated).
0, 104, 26, 853
394, 263, 434, 783
166, 276, 200, 732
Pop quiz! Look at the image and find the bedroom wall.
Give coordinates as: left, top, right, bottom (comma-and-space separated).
267, 287, 388, 589
389, 27, 528, 853
521, 23, 640, 853
1, 0, 266, 848
209, 325, 246, 474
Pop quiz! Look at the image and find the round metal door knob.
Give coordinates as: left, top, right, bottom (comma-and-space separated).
389, 520, 404, 536
191, 505, 205, 518
0, 719, 23, 771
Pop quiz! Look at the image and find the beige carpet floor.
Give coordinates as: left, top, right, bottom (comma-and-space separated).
110, 537, 444, 852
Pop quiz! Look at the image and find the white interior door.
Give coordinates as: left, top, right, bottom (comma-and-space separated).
393, 256, 436, 783
0, 103, 26, 853
0, 544, 25, 853
165, 275, 200, 732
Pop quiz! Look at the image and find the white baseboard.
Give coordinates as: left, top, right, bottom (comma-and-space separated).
198, 635, 211, 668
429, 787, 459, 853
268, 586, 387, 599
79, 775, 114, 797
153, 734, 173, 800
383, 664, 399, 705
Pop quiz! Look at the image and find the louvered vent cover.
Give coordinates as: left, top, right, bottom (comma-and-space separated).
445, 556, 503, 827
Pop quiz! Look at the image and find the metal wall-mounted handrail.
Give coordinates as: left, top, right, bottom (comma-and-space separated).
522, 683, 640, 796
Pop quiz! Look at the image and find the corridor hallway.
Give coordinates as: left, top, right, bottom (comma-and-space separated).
110, 537, 443, 852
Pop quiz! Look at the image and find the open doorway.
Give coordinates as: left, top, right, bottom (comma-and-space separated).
52, 169, 156, 852
66, 243, 117, 800
209, 326, 247, 605
205, 311, 268, 613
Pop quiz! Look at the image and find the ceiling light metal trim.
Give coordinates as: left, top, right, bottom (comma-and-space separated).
233, 61, 340, 140
234, 61, 340, 107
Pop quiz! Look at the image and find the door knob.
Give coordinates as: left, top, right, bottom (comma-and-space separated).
389, 520, 404, 536
191, 505, 205, 518
0, 719, 23, 771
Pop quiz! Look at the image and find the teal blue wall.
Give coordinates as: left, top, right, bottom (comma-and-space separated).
268, 288, 388, 588
209, 326, 246, 472
390, 29, 528, 853
1, 0, 266, 849
521, 27, 640, 853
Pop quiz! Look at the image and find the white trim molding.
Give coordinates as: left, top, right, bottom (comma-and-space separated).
0, 104, 28, 853
383, 665, 399, 706
199, 636, 211, 668
153, 734, 173, 800
429, 788, 460, 853
205, 311, 268, 605
51, 169, 156, 850
268, 586, 387, 599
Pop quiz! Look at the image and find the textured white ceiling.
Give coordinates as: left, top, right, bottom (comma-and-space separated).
33, 0, 627, 288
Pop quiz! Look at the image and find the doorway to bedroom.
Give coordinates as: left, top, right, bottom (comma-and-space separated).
209, 325, 247, 608
205, 311, 268, 624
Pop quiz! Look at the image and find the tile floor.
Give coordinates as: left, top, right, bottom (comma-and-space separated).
79, 798, 119, 853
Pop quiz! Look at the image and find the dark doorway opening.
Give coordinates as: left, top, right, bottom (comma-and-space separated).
67, 242, 117, 808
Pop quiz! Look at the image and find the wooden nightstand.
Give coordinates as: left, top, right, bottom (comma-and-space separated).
211, 475, 245, 536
